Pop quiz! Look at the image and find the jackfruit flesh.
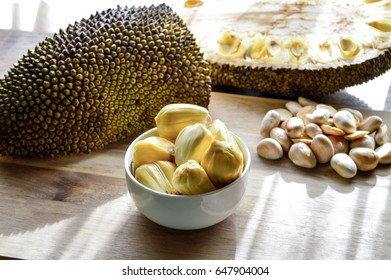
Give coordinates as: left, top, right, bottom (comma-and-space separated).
178, 0, 391, 96
201, 140, 244, 188
132, 136, 175, 168
174, 123, 214, 166
209, 119, 239, 148
135, 160, 177, 194
172, 160, 216, 195
154, 103, 212, 141
0, 4, 211, 157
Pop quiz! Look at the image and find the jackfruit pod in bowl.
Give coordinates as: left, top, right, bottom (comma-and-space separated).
124, 128, 251, 230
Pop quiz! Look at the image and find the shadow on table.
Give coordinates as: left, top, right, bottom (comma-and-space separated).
105, 211, 238, 260
213, 85, 374, 110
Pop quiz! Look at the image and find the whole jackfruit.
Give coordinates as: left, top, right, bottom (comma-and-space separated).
0, 4, 211, 157
179, 0, 391, 96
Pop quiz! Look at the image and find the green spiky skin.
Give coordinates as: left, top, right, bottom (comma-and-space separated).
0, 4, 211, 158
210, 49, 391, 97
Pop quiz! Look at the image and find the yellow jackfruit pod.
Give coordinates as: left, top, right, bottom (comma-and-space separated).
217, 28, 246, 58
368, 20, 391, 34
209, 119, 239, 148
135, 161, 177, 194
175, 123, 214, 166
155, 103, 212, 141
201, 140, 244, 188
184, 0, 203, 8
339, 38, 361, 58
132, 136, 175, 168
288, 40, 308, 62
248, 34, 268, 60
364, 0, 382, 3
317, 41, 334, 62
172, 160, 216, 195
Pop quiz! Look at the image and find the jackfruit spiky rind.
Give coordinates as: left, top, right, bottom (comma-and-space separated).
210, 49, 391, 96
0, 4, 211, 158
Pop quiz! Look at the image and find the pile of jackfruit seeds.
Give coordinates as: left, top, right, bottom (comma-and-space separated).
0, 4, 211, 158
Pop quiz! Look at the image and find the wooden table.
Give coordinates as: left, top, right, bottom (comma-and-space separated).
1, 29, 391, 260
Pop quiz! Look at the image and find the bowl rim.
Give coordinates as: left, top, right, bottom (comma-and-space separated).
124, 127, 251, 198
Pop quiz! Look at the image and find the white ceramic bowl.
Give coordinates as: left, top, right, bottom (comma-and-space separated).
124, 128, 251, 230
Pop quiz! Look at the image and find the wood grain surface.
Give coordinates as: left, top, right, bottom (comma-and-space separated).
0, 29, 391, 260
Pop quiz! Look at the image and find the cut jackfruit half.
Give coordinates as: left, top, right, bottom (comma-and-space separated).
0, 4, 211, 157
178, 0, 391, 96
